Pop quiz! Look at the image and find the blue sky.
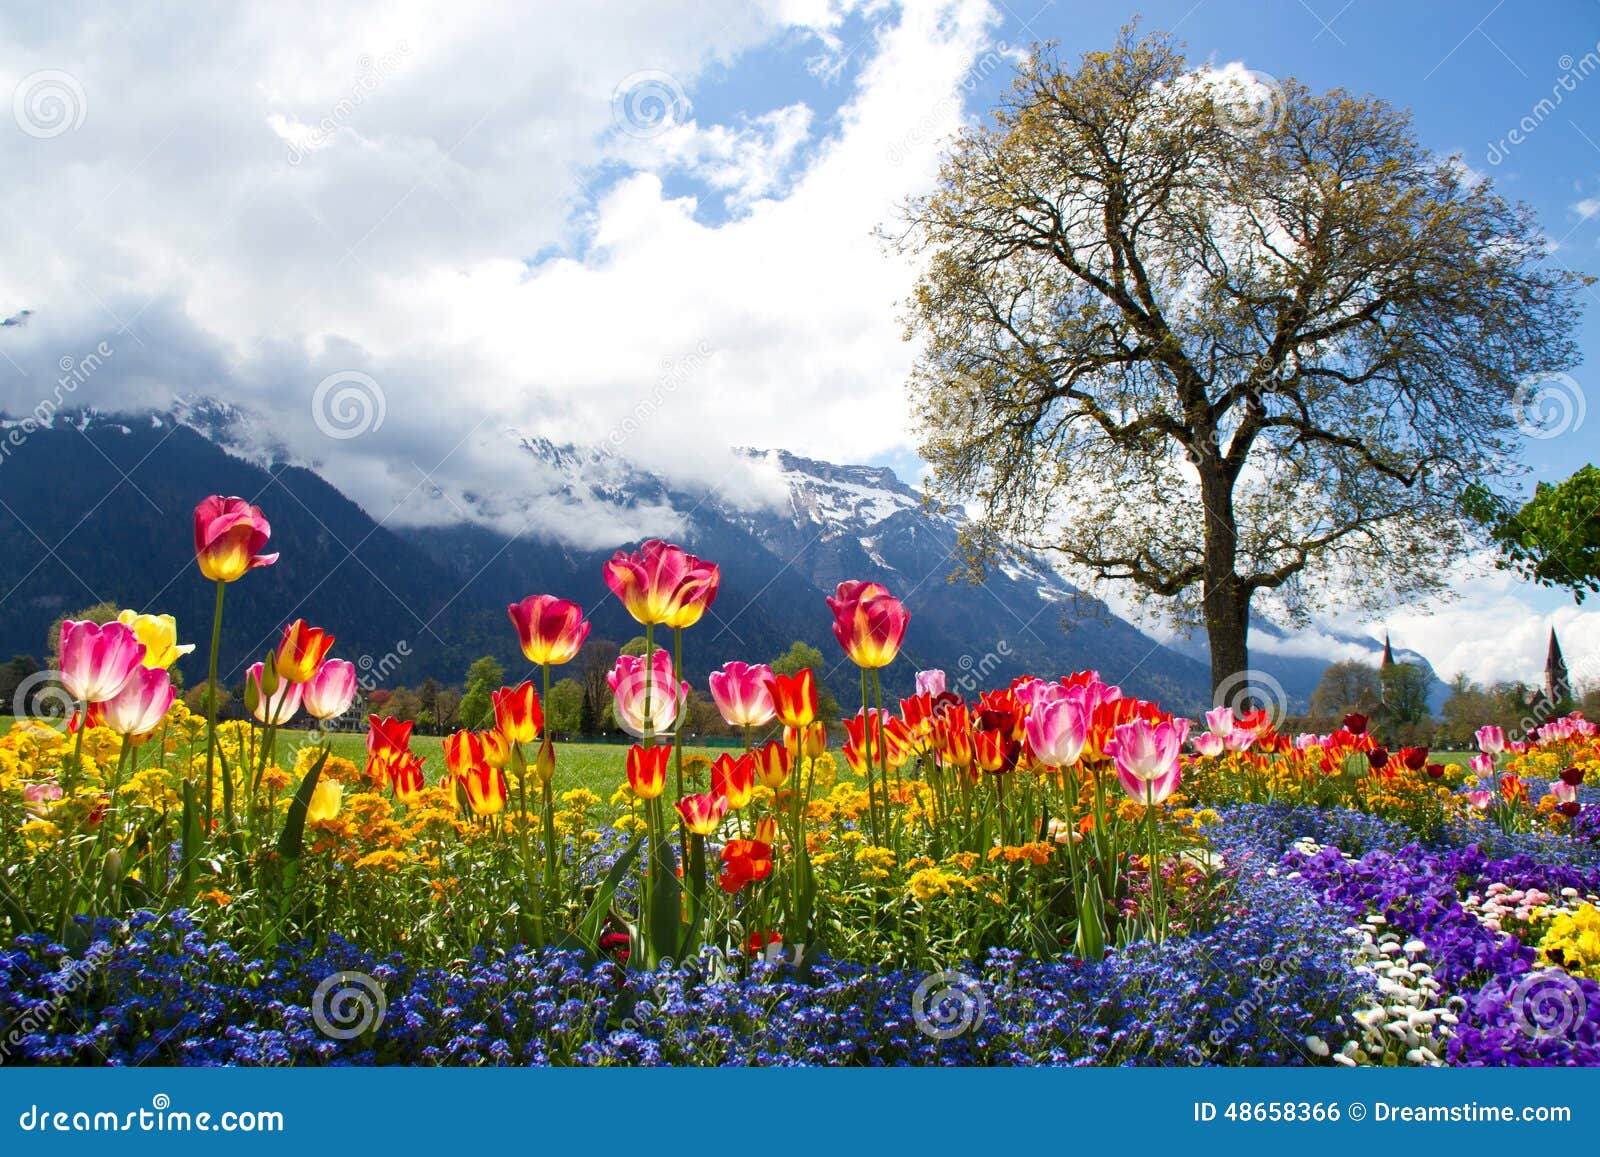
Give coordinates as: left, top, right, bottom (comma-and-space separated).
0, 0, 1595, 684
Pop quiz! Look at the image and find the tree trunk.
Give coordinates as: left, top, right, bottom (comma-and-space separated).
1198, 465, 1252, 708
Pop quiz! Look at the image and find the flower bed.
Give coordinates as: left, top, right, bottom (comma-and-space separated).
3, 496, 1599, 1066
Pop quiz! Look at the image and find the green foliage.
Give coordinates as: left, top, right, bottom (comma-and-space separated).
457, 655, 504, 730
1466, 467, 1600, 603
1379, 662, 1432, 728
545, 677, 583, 735
620, 636, 648, 657
1309, 660, 1382, 725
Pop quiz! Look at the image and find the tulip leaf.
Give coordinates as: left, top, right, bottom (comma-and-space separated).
277, 746, 331, 863
647, 844, 681, 966
574, 835, 643, 956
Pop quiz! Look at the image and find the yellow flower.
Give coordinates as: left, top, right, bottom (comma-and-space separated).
305, 779, 343, 823
354, 849, 408, 872
1540, 904, 1600, 979
197, 888, 232, 906
117, 610, 196, 669
855, 844, 896, 871
906, 867, 959, 903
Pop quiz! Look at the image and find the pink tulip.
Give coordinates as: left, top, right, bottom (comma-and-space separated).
1014, 678, 1067, 711
1106, 717, 1190, 805
708, 661, 776, 728
1551, 781, 1579, 805
915, 669, 946, 698
1475, 725, 1506, 755
1024, 695, 1089, 768
1464, 790, 1493, 811
603, 540, 719, 627
193, 495, 278, 583
607, 649, 689, 737
303, 658, 358, 720
1203, 706, 1235, 737
100, 666, 175, 737
58, 619, 146, 703
1192, 731, 1225, 758
826, 580, 910, 669
247, 661, 303, 724
1469, 753, 1494, 775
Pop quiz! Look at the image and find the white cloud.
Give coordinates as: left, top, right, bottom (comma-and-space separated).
0, 0, 1002, 545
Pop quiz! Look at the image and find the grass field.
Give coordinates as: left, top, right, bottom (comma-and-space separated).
0, 715, 730, 802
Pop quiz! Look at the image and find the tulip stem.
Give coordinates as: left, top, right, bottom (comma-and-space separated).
66, 702, 87, 795
858, 666, 877, 846
203, 579, 226, 831
541, 662, 559, 901
1145, 793, 1164, 943
672, 627, 687, 868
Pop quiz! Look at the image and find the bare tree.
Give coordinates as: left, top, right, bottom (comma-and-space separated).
898, 29, 1586, 702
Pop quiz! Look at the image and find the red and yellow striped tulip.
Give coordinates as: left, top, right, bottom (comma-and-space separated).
442, 730, 485, 776
462, 764, 509, 816
274, 619, 335, 684
477, 728, 511, 768
492, 681, 543, 745
391, 754, 426, 803
675, 790, 728, 836
626, 744, 669, 800
711, 752, 756, 810
602, 539, 720, 627
535, 736, 557, 785
766, 669, 818, 729
752, 740, 792, 790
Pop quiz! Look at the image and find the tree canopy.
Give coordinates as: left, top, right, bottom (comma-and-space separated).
898, 28, 1586, 701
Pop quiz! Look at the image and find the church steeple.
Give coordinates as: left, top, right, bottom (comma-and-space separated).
1547, 627, 1570, 706
1380, 633, 1396, 670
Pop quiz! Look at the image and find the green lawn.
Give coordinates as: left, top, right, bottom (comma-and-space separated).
0, 715, 720, 801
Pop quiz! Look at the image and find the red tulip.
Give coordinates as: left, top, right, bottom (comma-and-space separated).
825, 581, 909, 669
274, 619, 335, 684
193, 495, 277, 583
603, 539, 720, 627
366, 714, 414, 782
391, 754, 426, 803
508, 595, 591, 666
719, 839, 774, 894
477, 728, 511, 768
492, 681, 543, 745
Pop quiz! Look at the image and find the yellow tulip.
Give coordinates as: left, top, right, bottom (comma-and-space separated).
116, 610, 196, 670
305, 779, 343, 823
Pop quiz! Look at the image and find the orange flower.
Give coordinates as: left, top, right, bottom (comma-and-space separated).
535, 736, 556, 785
766, 669, 818, 729
492, 681, 543, 745
719, 839, 774, 894
784, 720, 827, 760
752, 740, 792, 790
675, 791, 728, 836
711, 752, 756, 810
626, 744, 669, 800
462, 764, 509, 816
274, 619, 335, 684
